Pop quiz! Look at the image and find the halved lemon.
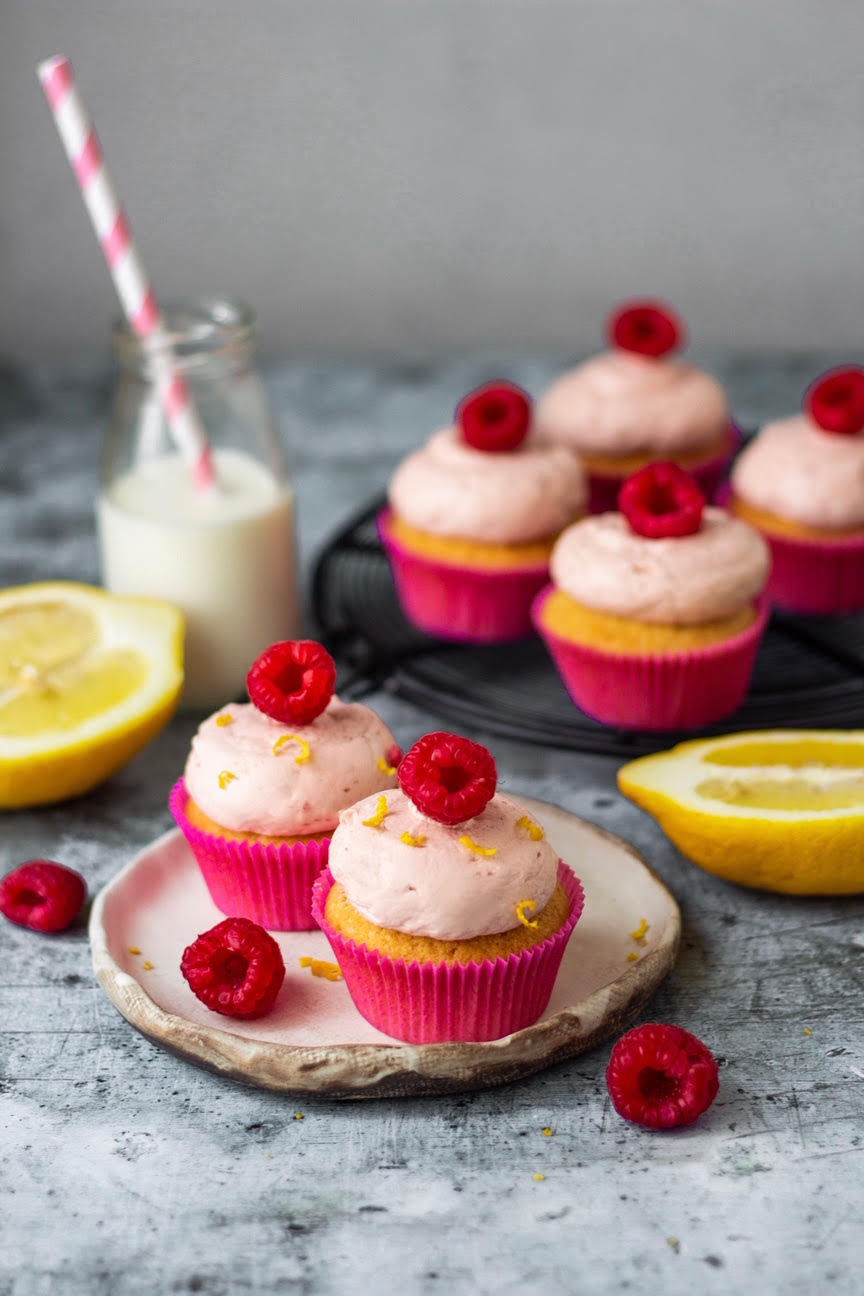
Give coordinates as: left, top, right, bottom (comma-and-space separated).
618, 730, 864, 895
0, 582, 183, 808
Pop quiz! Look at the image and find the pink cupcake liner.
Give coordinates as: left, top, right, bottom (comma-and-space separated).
585, 423, 742, 515
717, 486, 864, 615
312, 862, 585, 1043
532, 587, 769, 731
170, 779, 328, 931
378, 508, 549, 643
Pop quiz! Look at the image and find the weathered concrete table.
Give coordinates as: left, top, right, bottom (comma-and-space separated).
2, 355, 862, 1295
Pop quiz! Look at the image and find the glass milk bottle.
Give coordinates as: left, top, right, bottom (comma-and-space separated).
97, 298, 298, 709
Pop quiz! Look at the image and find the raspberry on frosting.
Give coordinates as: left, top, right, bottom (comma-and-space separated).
607, 300, 684, 359
804, 367, 864, 437
456, 381, 532, 453
398, 731, 497, 825
618, 461, 704, 539
246, 640, 336, 726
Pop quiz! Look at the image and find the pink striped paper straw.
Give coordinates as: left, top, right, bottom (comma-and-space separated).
37, 55, 215, 491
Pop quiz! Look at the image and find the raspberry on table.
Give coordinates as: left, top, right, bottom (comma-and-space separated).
606, 1022, 719, 1129
246, 640, 336, 726
398, 731, 497, 825
607, 300, 683, 359
0, 860, 87, 933
618, 461, 705, 539
804, 366, 864, 437
180, 917, 285, 1019
456, 381, 532, 453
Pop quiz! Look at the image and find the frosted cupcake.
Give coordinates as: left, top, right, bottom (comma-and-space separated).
171, 640, 400, 930
379, 381, 586, 642
312, 731, 584, 1042
533, 462, 770, 730
729, 367, 864, 614
535, 301, 737, 512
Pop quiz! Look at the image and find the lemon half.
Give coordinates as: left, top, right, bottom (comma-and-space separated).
0, 582, 183, 808
618, 730, 864, 895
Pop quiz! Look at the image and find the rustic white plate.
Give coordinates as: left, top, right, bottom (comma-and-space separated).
90, 797, 680, 1099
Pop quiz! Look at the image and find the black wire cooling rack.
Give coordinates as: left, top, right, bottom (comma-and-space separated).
311, 494, 864, 757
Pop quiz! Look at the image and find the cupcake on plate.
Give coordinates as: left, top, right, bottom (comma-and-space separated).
532, 462, 770, 731
171, 640, 400, 930
312, 731, 585, 1043
729, 367, 864, 614
535, 300, 738, 513
379, 381, 586, 642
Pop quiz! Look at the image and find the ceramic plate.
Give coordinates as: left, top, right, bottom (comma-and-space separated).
90, 797, 680, 1099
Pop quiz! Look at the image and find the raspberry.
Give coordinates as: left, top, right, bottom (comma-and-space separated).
386, 743, 403, 770
804, 366, 864, 436
606, 1023, 719, 1129
398, 731, 497, 825
607, 300, 683, 359
246, 640, 336, 726
457, 381, 532, 453
180, 917, 285, 1019
618, 461, 704, 539
0, 860, 86, 933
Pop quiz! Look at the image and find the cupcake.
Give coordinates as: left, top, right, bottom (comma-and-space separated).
379, 381, 586, 642
729, 367, 864, 614
312, 731, 584, 1042
171, 640, 400, 930
535, 300, 738, 512
532, 462, 770, 731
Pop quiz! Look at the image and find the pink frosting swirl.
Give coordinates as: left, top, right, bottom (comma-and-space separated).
550, 508, 769, 624
388, 426, 586, 543
184, 698, 398, 836
535, 351, 729, 457
732, 415, 864, 530
328, 789, 559, 940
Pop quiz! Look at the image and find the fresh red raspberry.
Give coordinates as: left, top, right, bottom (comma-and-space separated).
804, 366, 864, 436
606, 1023, 719, 1129
456, 381, 532, 453
180, 917, 285, 1019
386, 743, 403, 770
246, 640, 336, 726
398, 731, 497, 825
0, 861, 86, 933
618, 461, 704, 538
607, 300, 683, 358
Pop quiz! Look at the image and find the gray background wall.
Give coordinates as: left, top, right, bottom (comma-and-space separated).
1, 1, 862, 364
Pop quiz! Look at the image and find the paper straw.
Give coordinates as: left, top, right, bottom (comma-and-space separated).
37, 55, 215, 491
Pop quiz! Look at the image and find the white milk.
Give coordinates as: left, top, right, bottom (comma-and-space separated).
98, 449, 298, 708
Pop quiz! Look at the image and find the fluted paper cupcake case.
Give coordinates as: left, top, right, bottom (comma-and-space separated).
756, 529, 864, 615
585, 423, 742, 515
170, 779, 328, 931
312, 861, 585, 1044
532, 588, 769, 732
377, 508, 549, 643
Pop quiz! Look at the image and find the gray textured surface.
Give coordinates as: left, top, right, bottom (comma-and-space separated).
2, 355, 864, 1295
3, 1, 864, 362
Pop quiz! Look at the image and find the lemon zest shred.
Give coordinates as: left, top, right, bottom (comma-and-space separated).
142, 961, 154, 971
533, 1173, 545, 1182
218, 769, 236, 789
515, 899, 539, 930
298, 956, 342, 982
803, 1026, 812, 1035
377, 756, 397, 776
272, 733, 311, 764
401, 831, 426, 847
626, 952, 639, 963
128, 946, 141, 956
294, 1113, 304, 1121
542, 1127, 553, 1137
516, 814, 544, 842
629, 917, 649, 943
363, 795, 390, 829
215, 713, 234, 727
459, 834, 498, 857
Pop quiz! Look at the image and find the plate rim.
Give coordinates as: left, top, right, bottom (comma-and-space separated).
89, 797, 681, 1100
